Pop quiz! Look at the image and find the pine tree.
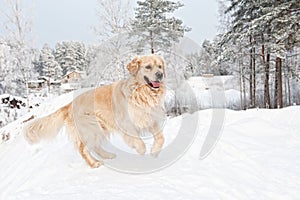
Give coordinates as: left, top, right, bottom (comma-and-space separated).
131, 0, 190, 54
250, 0, 299, 108
220, 0, 299, 109
39, 44, 61, 79
224, 0, 263, 108
54, 41, 87, 76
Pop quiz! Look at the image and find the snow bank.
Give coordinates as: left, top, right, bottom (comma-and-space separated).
0, 97, 300, 199
165, 76, 242, 112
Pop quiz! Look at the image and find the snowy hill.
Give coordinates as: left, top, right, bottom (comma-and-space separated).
0, 89, 300, 199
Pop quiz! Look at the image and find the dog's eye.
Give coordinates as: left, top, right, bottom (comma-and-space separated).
145, 65, 152, 70
158, 65, 162, 69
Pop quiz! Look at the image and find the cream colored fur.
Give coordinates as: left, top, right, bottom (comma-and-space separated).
24, 54, 166, 168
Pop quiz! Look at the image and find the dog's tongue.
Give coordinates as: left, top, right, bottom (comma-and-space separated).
151, 81, 160, 88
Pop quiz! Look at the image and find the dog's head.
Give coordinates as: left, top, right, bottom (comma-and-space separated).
127, 54, 166, 89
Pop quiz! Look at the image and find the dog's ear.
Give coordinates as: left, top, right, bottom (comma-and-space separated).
127, 57, 140, 76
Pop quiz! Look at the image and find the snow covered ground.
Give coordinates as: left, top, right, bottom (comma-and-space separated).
0, 87, 300, 199
164, 75, 242, 114
0, 92, 57, 129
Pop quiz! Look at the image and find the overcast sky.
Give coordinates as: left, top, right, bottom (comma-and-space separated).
0, 0, 219, 48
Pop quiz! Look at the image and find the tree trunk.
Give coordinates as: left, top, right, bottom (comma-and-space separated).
276, 57, 283, 108
242, 71, 247, 110
274, 60, 278, 107
266, 47, 271, 108
48, 65, 51, 93
253, 46, 256, 107
261, 34, 271, 108
240, 57, 247, 110
25, 81, 30, 112
287, 75, 291, 106
287, 63, 291, 106
249, 35, 253, 107
238, 58, 243, 110
284, 72, 287, 106
150, 30, 155, 54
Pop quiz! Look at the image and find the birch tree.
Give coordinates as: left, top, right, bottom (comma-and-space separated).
1, 0, 34, 109
92, 0, 132, 81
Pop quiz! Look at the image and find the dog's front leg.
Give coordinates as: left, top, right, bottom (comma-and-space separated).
121, 132, 146, 155
149, 124, 164, 157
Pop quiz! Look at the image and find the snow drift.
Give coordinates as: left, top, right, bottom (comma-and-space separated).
0, 88, 300, 199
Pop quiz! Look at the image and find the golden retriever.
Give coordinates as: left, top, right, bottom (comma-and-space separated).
24, 54, 166, 168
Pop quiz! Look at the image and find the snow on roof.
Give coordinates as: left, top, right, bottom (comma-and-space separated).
63, 70, 86, 78
28, 80, 45, 83
38, 76, 48, 80
38, 76, 60, 82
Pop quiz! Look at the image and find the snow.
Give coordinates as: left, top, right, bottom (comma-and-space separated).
0, 89, 300, 199
0, 94, 27, 104
164, 76, 242, 111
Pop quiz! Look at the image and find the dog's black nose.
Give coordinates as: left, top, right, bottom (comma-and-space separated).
155, 71, 163, 80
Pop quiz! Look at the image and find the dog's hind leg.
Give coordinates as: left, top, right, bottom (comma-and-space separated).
93, 146, 116, 159
78, 141, 103, 168
66, 118, 102, 168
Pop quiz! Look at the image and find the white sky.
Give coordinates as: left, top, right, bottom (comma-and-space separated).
0, 0, 219, 48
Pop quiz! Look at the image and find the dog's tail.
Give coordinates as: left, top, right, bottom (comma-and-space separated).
24, 104, 70, 144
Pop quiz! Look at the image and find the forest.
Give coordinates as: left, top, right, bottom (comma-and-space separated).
0, 0, 299, 123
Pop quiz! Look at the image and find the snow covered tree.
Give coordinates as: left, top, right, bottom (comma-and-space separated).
39, 44, 62, 80
54, 41, 87, 76
262, 0, 299, 108
1, 0, 35, 109
200, 40, 219, 75
217, 0, 232, 33
220, 0, 300, 109
223, 0, 264, 108
131, 0, 190, 54
91, 0, 132, 82
185, 39, 226, 76
94, 0, 131, 39
55, 42, 74, 75
33, 44, 62, 92
0, 41, 17, 94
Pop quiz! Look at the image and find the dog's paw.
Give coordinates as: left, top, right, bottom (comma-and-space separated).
136, 145, 146, 155
135, 140, 146, 155
151, 145, 162, 158
91, 160, 103, 168
105, 153, 116, 159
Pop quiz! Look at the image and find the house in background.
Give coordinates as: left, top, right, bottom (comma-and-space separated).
60, 70, 86, 93
61, 70, 85, 84
28, 80, 46, 89
28, 70, 86, 93
28, 76, 61, 91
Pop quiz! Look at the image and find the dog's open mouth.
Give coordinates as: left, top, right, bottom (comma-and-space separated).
144, 76, 161, 89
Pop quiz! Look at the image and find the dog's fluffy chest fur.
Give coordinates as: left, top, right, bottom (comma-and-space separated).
111, 79, 165, 132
